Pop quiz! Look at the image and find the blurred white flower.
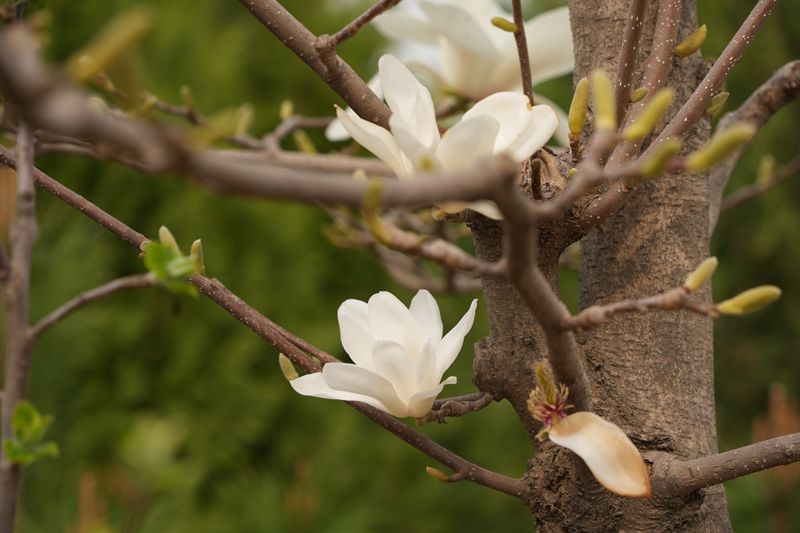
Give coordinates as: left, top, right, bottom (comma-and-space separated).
326, 1, 573, 144
289, 290, 477, 418
336, 54, 558, 219
373, 1, 574, 100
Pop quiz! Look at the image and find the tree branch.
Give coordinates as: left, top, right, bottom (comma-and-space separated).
421, 392, 496, 424
0, 121, 36, 533
709, 60, 800, 231
510, 0, 534, 106
327, 0, 402, 48
614, 0, 648, 126
29, 273, 159, 340
236, 0, 391, 128
654, 433, 800, 496
720, 154, 800, 213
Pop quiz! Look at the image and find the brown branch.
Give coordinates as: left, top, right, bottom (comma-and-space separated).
720, 154, 800, 212
0, 121, 36, 533
263, 115, 333, 151
237, 0, 390, 128
493, 187, 590, 412
710, 60, 800, 230
614, 0, 648, 126
564, 286, 715, 331
421, 392, 496, 424
510, 0, 534, 106
579, 0, 778, 230
2, 147, 524, 499
327, 0, 402, 48
653, 433, 800, 496
29, 273, 159, 340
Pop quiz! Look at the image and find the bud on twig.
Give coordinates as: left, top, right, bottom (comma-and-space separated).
425, 466, 450, 482
158, 225, 181, 252
641, 138, 682, 177
278, 354, 299, 381
675, 24, 707, 58
568, 77, 590, 139
490, 17, 518, 33
623, 88, 675, 140
683, 257, 718, 292
591, 70, 616, 131
685, 123, 756, 171
630, 87, 648, 103
706, 91, 729, 117
190, 239, 205, 275
717, 286, 782, 315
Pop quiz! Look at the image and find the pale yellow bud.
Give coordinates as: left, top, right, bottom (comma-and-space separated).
278, 354, 299, 381
490, 17, 518, 33
190, 239, 205, 275
568, 167, 578, 177
683, 257, 718, 292
568, 77, 590, 139
706, 91, 729, 117
630, 87, 648, 103
425, 466, 450, 482
158, 226, 180, 252
623, 88, 675, 140
279, 99, 295, 121
65, 6, 155, 83
675, 24, 707, 58
591, 71, 616, 130
641, 138, 682, 177
717, 286, 781, 315
234, 103, 254, 137
685, 123, 756, 172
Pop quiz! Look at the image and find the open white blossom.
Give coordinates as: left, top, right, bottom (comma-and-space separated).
326, 1, 573, 143
373, 1, 574, 100
289, 290, 477, 418
337, 54, 558, 219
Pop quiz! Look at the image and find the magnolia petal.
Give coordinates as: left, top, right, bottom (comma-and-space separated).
460, 92, 532, 155
290, 372, 396, 414
436, 115, 499, 170
322, 362, 408, 417
409, 289, 443, 341
372, 2, 438, 45
435, 299, 478, 376
524, 7, 575, 85
371, 340, 416, 402
503, 104, 559, 162
338, 314, 376, 369
549, 412, 652, 498
378, 55, 439, 151
415, 338, 440, 391
407, 376, 458, 418
335, 106, 413, 178
418, 1, 498, 57
466, 200, 503, 220
533, 93, 570, 147
368, 291, 423, 355
325, 75, 384, 142
390, 115, 439, 171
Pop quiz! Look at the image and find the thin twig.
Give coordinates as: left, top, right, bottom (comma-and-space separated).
421, 392, 496, 424
263, 115, 333, 151
327, 0, 402, 48
720, 154, 800, 212
29, 273, 159, 340
510, 0, 534, 106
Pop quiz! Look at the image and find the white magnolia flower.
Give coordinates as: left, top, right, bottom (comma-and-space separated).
373, 1, 574, 101
336, 54, 558, 219
326, 2, 573, 143
289, 290, 478, 418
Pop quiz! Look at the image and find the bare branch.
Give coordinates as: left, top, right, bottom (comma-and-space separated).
710, 60, 800, 230
29, 273, 159, 340
510, 0, 534, 106
614, 0, 649, 125
0, 121, 36, 533
327, 0, 402, 48
263, 115, 333, 151
721, 154, 800, 212
653, 433, 800, 496
237, 0, 390, 128
421, 392, 496, 424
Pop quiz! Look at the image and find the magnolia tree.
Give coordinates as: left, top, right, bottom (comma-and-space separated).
0, 0, 798, 530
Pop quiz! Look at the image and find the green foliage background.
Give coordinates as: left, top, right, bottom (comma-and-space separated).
1, 0, 797, 531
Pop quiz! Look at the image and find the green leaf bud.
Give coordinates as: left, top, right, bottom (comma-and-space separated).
683, 257, 718, 292
641, 138, 682, 177
685, 123, 756, 172
568, 77, 590, 139
490, 17, 518, 33
717, 285, 782, 315
591, 70, 616, 130
675, 24, 707, 58
623, 88, 675, 140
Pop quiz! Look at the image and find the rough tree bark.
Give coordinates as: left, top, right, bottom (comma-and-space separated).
472, 1, 733, 530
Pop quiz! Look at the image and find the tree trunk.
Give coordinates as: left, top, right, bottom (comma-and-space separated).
472, 0, 734, 530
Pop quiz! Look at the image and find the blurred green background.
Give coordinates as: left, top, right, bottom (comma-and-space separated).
1, 0, 797, 531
